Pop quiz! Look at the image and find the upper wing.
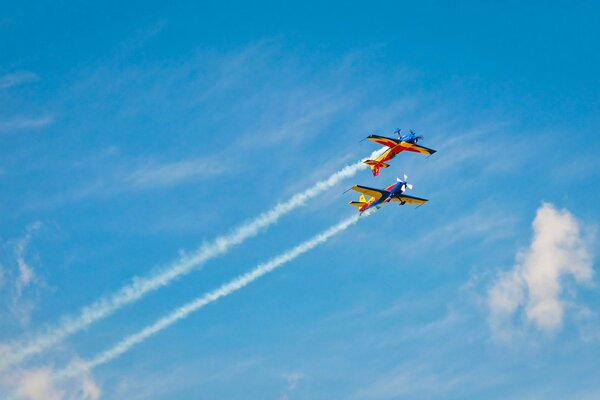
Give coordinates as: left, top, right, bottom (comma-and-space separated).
366, 134, 400, 148
396, 141, 437, 155
350, 185, 388, 200
391, 194, 429, 205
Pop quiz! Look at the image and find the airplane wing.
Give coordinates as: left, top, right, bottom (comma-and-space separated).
366, 134, 401, 148
391, 194, 429, 205
397, 141, 437, 155
350, 185, 388, 200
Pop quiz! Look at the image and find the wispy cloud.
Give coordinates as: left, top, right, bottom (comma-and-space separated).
0, 116, 54, 133
33, 154, 231, 209
352, 362, 469, 400
1, 364, 100, 400
0, 223, 43, 327
123, 158, 223, 189
238, 91, 351, 149
487, 203, 595, 338
0, 149, 383, 372
14, 222, 42, 297
414, 206, 517, 249
281, 372, 304, 400
0, 71, 38, 90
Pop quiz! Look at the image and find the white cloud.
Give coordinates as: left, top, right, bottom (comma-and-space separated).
14, 222, 41, 296
282, 372, 303, 391
123, 158, 223, 189
0, 116, 54, 133
0, 262, 5, 289
0, 71, 38, 90
415, 206, 517, 249
281, 372, 304, 399
13, 368, 64, 400
2, 365, 100, 400
487, 202, 594, 337
0, 223, 43, 327
353, 363, 468, 399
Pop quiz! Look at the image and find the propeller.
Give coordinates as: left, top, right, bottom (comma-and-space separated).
396, 175, 413, 190
394, 128, 402, 139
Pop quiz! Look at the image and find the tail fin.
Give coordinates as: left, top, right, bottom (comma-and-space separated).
359, 194, 367, 203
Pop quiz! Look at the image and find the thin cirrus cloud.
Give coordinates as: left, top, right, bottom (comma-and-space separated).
0, 71, 38, 90
0, 222, 43, 328
487, 202, 595, 337
14, 222, 42, 297
42, 156, 232, 207
122, 158, 225, 189
0, 115, 54, 134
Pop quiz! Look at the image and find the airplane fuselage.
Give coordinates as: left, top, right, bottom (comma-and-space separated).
399, 132, 419, 144
359, 181, 407, 213
373, 135, 419, 165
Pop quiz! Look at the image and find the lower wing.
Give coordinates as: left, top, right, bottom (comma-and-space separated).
391, 194, 428, 205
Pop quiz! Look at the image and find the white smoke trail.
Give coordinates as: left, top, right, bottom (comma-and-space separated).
62, 211, 371, 377
1, 148, 384, 371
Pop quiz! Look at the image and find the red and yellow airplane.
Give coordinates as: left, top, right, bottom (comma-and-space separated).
364, 129, 437, 176
348, 175, 428, 213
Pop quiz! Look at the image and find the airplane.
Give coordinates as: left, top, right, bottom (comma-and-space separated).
363, 128, 437, 176
347, 175, 428, 213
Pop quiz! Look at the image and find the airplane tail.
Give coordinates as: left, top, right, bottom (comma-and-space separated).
363, 160, 389, 176
349, 194, 369, 211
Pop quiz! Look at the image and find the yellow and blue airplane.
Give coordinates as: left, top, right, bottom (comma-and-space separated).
363, 129, 437, 176
348, 175, 428, 213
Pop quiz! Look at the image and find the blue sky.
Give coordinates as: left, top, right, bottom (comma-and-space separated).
1, 1, 599, 399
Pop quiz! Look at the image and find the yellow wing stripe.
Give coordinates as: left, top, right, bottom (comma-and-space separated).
391, 194, 428, 205
396, 142, 436, 155
367, 136, 400, 148
350, 185, 387, 200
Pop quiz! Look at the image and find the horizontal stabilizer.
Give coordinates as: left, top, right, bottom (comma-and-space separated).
348, 201, 367, 208
363, 160, 390, 168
